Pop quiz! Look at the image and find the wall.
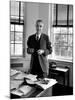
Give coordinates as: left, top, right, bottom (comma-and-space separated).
39, 3, 49, 34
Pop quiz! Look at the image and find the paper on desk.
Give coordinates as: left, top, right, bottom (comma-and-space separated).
11, 85, 33, 96
10, 69, 21, 76
14, 72, 27, 80
11, 89, 23, 96
14, 73, 37, 81
18, 85, 32, 95
56, 67, 68, 72
10, 80, 23, 90
35, 78, 57, 90
24, 74, 37, 81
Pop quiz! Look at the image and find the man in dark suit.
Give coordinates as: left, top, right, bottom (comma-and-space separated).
27, 20, 52, 79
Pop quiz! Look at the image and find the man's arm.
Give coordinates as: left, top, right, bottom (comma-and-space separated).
43, 36, 52, 56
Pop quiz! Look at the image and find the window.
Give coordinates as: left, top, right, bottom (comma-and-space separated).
51, 4, 73, 61
10, 1, 24, 57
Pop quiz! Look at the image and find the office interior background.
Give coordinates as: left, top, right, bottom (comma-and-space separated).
10, 1, 73, 87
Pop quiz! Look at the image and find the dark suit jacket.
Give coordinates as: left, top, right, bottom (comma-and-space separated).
27, 33, 52, 75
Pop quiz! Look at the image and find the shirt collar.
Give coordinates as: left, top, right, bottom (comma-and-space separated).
36, 33, 41, 39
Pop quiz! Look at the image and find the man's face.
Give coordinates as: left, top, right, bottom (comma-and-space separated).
36, 22, 44, 34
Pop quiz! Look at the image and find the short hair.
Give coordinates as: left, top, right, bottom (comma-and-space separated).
36, 19, 43, 24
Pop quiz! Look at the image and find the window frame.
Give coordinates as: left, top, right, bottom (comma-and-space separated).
49, 4, 73, 62
10, 1, 25, 58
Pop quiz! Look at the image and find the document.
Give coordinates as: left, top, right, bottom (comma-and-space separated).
24, 74, 37, 81
56, 67, 68, 72
14, 72, 27, 80
10, 69, 20, 76
14, 73, 37, 81
35, 78, 57, 89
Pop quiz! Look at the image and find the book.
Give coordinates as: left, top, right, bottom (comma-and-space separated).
11, 85, 33, 96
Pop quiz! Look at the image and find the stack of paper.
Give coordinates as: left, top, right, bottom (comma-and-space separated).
10, 69, 21, 76
26, 79, 35, 84
14, 73, 37, 81
14, 72, 26, 80
35, 78, 57, 89
24, 74, 37, 81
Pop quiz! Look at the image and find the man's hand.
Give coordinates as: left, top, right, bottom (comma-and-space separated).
37, 49, 44, 55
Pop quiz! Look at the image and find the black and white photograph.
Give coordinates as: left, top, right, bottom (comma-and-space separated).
10, 0, 73, 99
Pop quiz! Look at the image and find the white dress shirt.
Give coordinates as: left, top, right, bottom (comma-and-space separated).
36, 33, 41, 40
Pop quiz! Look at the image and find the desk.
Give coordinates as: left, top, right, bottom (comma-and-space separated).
11, 83, 73, 98
10, 68, 72, 99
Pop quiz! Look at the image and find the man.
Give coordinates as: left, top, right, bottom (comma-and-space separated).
27, 20, 52, 79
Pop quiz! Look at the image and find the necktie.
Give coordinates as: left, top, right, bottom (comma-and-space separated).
37, 35, 39, 41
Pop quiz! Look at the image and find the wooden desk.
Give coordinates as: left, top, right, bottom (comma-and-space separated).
49, 67, 69, 86
10, 68, 72, 99
10, 83, 73, 98
36, 83, 73, 97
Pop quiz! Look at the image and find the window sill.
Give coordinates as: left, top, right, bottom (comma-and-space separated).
10, 56, 24, 60
47, 56, 73, 63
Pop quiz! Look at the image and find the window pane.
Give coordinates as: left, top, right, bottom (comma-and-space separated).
21, 2, 24, 17
60, 35, 67, 44
69, 28, 73, 34
10, 32, 14, 42
60, 28, 67, 34
54, 34, 67, 46
11, 25, 14, 31
54, 34, 61, 43
67, 47, 73, 57
21, 16, 24, 20
15, 32, 23, 43
11, 44, 14, 55
58, 4, 67, 25
15, 44, 23, 55
54, 45, 61, 56
11, 16, 19, 20
69, 5, 73, 25
15, 25, 23, 32
53, 27, 60, 34
53, 4, 56, 25
10, 1, 19, 16
60, 46, 68, 57
68, 35, 73, 46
